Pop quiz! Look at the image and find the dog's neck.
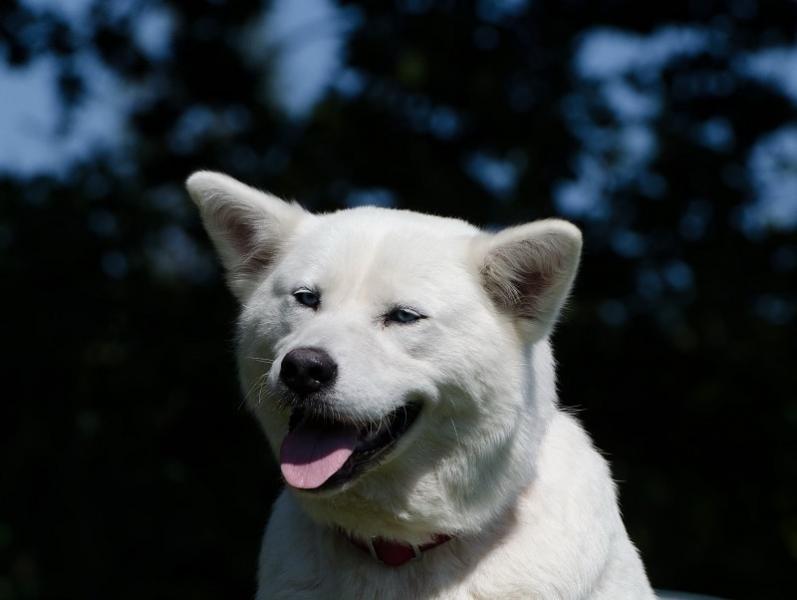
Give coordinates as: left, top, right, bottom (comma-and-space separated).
341, 529, 453, 567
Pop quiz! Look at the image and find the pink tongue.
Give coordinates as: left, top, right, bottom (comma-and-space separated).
280, 422, 358, 489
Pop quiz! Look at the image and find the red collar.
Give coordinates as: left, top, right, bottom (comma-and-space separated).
344, 531, 453, 567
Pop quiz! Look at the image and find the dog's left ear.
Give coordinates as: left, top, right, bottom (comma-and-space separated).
476, 219, 582, 339
186, 171, 308, 301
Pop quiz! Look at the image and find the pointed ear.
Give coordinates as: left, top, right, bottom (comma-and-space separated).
185, 171, 307, 300
476, 219, 582, 339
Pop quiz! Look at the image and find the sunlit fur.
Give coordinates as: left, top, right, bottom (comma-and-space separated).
187, 171, 655, 599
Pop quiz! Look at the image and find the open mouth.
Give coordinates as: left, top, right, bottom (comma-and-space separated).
279, 401, 422, 492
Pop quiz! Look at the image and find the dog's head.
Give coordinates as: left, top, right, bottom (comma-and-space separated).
187, 171, 581, 540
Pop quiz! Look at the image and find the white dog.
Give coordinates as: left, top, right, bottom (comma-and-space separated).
187, 171, 655, 599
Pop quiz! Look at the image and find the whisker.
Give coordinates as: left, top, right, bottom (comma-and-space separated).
449, 417, 462, 445
256, 379, 267, 407
243, 371, 268, 401
246, 355, 274, 365
241, 376, 262, 408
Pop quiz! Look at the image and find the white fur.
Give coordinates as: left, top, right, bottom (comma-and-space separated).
187, 171, 655, 599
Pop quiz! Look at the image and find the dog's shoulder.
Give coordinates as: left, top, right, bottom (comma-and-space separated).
256, 492, 327, 599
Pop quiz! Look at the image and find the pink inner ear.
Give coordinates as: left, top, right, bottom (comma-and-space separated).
215, 207, 277, 276
514, 269, 551, 319
226, 217, 258, 257
481, 237, 564, 321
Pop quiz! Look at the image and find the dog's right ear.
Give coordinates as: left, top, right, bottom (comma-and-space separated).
475, 219, 582, 341
186, 171, 307, 301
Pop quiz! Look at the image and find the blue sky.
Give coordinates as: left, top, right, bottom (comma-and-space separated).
0, 0, 348, 175
0, 0, 172, 175
1, 0, 795, 232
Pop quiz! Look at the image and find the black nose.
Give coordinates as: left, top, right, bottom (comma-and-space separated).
279, 347, 338, 394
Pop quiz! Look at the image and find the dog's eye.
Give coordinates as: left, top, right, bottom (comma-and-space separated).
386, 307, 425, 324
293, 288, 320, 309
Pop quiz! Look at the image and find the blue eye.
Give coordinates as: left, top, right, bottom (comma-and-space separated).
293, 289, 320, 309
386, 307, 425, 324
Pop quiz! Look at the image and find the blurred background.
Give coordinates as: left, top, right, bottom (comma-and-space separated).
1, 0, 795, 598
